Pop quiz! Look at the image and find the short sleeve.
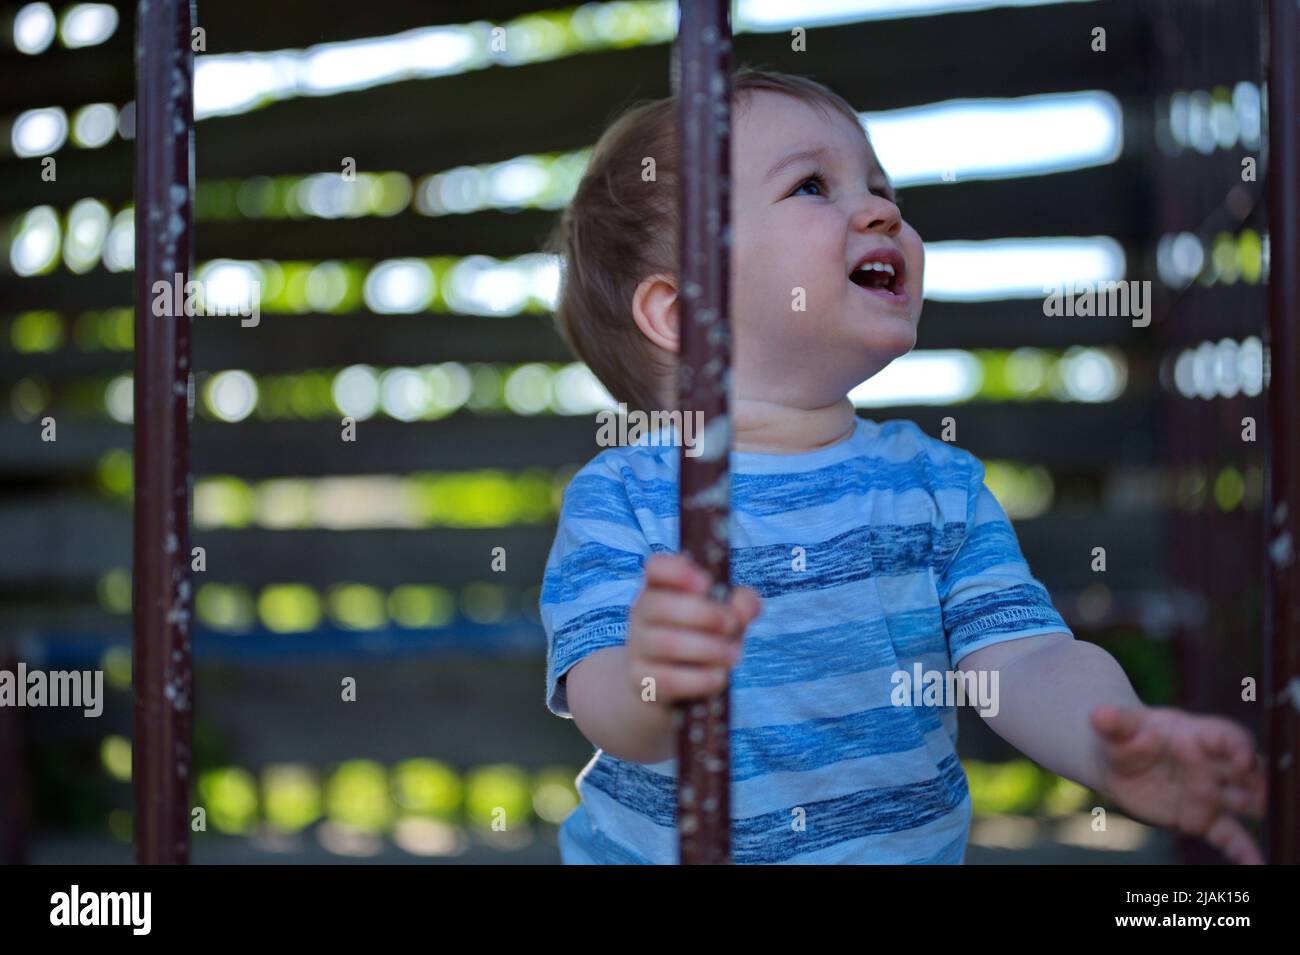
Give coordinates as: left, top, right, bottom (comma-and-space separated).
938, 454, 1074, 666
539, 465, 653, 718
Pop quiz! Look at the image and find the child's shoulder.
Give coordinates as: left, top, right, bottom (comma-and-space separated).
567, 438, 674, 487
556, 440, 675, 523
861, 417, 981, 478
556, 416, 983, 512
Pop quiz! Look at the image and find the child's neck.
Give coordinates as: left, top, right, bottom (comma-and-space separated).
731, 396, 857, 455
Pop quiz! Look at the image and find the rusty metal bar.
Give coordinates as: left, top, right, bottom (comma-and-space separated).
1264, 0, 1300, 865
132, 0, 195, 865
672, 0, 733, 865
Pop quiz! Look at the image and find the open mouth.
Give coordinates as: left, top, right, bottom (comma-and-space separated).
849, 249, 907, 300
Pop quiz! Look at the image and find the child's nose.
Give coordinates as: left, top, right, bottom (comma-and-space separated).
849, 195, 902, 237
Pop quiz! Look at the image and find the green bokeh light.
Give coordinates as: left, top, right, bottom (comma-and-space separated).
10, 311, 63, 352
327, 583, 387, 630
100, 735, 131, 782
325, 760, 394, 832
199, 767, 259, 834
391, 759, 462, 817
97, 567, 132, 613
464, 764, 531, 830
388, 585, 455, 628
263, 764, 322, 832
257, 584, 322, 633
100, 644, 132, 691
95, 448, 132, 498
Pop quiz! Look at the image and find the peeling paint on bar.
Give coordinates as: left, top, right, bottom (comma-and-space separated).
696, 413, 731, 462
673, 0, 733, 865
683, 476, 730, 511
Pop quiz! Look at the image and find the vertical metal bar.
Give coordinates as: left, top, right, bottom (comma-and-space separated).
133, 0, 195, 865
1264, 0, 1300, 865
673, 0, 733, 865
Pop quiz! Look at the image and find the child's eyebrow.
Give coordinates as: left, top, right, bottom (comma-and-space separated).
762, 145, 831, 183
762, 142, 889, 187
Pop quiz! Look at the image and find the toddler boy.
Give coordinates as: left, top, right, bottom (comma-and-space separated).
539, 68, 1265, 864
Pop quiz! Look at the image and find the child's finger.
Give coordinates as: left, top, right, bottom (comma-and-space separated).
1225, 751, 1268, 818
726, 587, 762, 631
1203, 813, 1265, 865
643, 553, 711, 595
636, 625, 743, 666
1100, 724, 1164, 776
637, 589, 735, 635
1222, 781, 1267, 819
644, 662, 731, 702
1195, 718, 1257, 769
1089, 705, 1144, 743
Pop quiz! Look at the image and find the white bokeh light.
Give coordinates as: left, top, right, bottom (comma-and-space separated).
849, 351, 982, 407
487, 158, 549, 207
363, 259, 434, 313
10, 206, 61, 276
1060, 347, 1126, 402
71, 102, 118, 148
379, 368, 432, 421
332, 365, 381, 420
924, 237, 1125, 302
195, 28, 477, 119
739, 0, 1098, 30
867, 91, 1121, 187
198, 260, 263, 314
105, 375, 134, 423
102, 208, 134, 272
59, 3, 118, 48
63, 198, 111, 273
503, 363, 553, 415
552, 363, 615, 414
14, 3, 56, 54
206, 371, 259, 423
12, 107, 68, 157
444, 256, 529, 315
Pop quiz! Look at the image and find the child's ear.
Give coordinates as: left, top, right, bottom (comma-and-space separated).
630, 273, 681, 354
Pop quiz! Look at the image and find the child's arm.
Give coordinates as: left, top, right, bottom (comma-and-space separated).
959, 632, 1267, 864
567, 646, 677, 763
935, 447, 1266, 862
957, 632, 1138, 791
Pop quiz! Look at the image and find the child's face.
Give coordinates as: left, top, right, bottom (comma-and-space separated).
729, 90, 925, 405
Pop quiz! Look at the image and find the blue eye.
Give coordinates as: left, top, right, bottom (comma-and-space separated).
792, 172, 900, 206
792, 173, 826, 197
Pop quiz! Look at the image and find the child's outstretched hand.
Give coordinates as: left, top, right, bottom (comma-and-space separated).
1089, 705, 1267, 864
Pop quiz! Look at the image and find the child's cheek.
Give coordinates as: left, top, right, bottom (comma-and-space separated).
906, 229, 926, 297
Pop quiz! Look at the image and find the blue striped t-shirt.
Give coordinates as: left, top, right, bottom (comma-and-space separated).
539, 415, 1073, 864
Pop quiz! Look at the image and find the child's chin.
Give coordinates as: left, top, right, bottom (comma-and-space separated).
862, 314, 917, 351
